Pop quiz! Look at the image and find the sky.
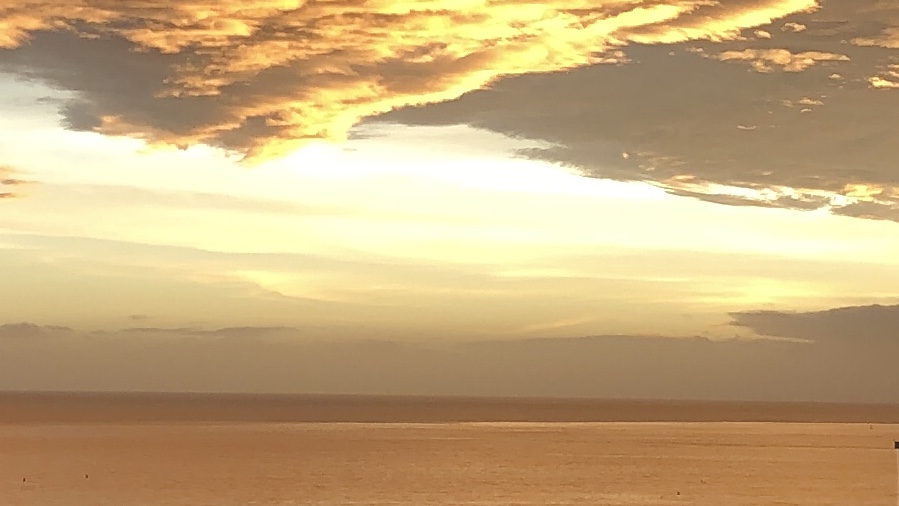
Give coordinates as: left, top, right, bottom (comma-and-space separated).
1, 0, 898, 401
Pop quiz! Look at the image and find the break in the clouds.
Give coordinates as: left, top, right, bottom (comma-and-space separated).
0, 0, 818, 160
380, 0, 899, 222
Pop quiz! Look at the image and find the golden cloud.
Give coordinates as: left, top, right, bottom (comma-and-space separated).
853, 27, 899, 49
0, 0, 818, 161
782, 21, 806, 32
867, 65, 899, 89
843, 184, 885, 201
869, 76, 899, 89
715, 48, 849, 72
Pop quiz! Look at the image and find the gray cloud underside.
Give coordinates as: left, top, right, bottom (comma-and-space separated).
731, 303, 899, 346
1, 314, 897, 403
3, 1, 898, 221
0, 0, 822, 160
379, 0, 899, 221
0, 32, 235, 145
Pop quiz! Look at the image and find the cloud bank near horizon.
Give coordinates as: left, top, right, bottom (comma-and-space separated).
731, 303, 899, 346
1, 304, 897, 402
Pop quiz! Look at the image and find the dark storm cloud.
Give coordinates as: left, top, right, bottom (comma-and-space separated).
380, 0, 899, 222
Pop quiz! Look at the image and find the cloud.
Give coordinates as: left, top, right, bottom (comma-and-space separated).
2, 322, 899, 402
715, 48, 849, 72
0, 322, 74, 339
660, 184, 832, 211
0, 165, 35, 199
832, 200, 899, 221
118, 326, 307, 341
731, 304, 899, 347
869, 76, 899, 88
0, 166, 31, 198
852, 27, 899, 49
782, 21, 807, 32
0, 0, 818, 161
867, 65, 899, 89
379, 0, 899, 223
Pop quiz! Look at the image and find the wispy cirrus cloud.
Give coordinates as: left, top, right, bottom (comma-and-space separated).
0, 0, 818, 161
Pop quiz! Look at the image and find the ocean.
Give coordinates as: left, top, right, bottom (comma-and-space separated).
2, 394, 898, 505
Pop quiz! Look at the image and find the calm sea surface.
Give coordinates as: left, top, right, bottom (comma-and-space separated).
3, 420, 898, 505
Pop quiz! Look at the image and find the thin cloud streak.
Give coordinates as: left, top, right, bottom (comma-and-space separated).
0, 165, 31, 198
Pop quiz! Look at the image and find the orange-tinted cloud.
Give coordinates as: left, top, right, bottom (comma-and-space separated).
715, 48, 849, 72
852, 28, 899, 49
0, 0, 818, 160
867, 65, 899, 89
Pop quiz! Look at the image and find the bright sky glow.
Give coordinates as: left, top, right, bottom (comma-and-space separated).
2, 0, 898, 399
3, 78, 899, 344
